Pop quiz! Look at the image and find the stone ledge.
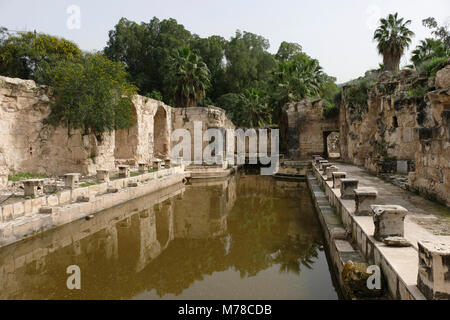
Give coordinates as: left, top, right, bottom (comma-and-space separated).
0, 167, 187, 248
312, 163, 427, 300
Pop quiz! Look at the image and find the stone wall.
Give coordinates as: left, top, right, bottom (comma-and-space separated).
0, 76, 116, 183
0, 75, 239, 190
286, 99, 339, 159
171, 106, 235, 161
409, 65, 450, 206
339, 62, 450, 206
114, 95, 172, 164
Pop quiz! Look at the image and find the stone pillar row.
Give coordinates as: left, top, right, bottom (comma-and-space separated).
21, 158, 178, 198
311, 155, 450, 300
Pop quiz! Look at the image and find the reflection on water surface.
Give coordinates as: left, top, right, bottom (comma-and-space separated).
0, 173, 338, 300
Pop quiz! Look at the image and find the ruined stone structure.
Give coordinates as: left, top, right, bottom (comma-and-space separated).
171, 106, 235, 162
0, 76, 235, 190
339, 63, 450, 206
286, 99, 339, 159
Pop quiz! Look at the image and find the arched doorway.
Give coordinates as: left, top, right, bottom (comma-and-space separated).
153, 107, 169, 159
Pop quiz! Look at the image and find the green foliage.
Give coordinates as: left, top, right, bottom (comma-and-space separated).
8, 171, 46, 182
268, 53, 325, 121
422, 17, 450, 48
275, 41, 302, 62
146, 89, 163, 101
166, 47, 211, 108
411, 38, 449, 67
320, 81, 340, 119
373, 13, 414, 71
407, 86, 428, 99
416, 56, 450, 77
104, 17, 192, 103
41, 53, 138, 135
104, 17, 336, 127
343, 73, 378, 122
0, 29, 81, 81
224, 30, 277, 93
217, 89, 272, 128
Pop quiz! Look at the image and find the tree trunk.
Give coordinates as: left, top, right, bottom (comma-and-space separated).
383, 53, 401, 72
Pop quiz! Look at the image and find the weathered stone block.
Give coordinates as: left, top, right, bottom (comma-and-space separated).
321, 163, 333, 173
12, 201, 24, 219
76, 196, 90, 203
71, 187, 89, 203
138, 163, 147, 173
435, 65, 450, 89
23, 179, 44, 198
46, 195, 59, 207
96, 170, 110, 182
118, 166, 130, 178
332, 172, 346, 189
319, 161, 329, 170
23, 199, 32, 215
64, 173, 80, 189
152, 160, 162, 171
417, 241, 450, 300
326, 166, 339, 181
340, 179, 359, 200
58, 190, 71, 205
2, 204, 13, 221
39, 207, 53, 214
31, 197, 45, 213
383, 237, 412, 247
354, 188, 378, 216
315, 157, 324, 166
371, 205, 408, 241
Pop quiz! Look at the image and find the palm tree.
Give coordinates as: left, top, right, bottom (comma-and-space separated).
411, 38, 449, 66
169, 47, 211, 108
373, 13, 414, 71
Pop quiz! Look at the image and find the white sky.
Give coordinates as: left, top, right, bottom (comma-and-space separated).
0, 0, 449, 83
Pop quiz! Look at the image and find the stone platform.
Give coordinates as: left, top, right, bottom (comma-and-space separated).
311, 160, 450, 300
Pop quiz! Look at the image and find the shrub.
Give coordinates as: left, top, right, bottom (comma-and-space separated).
42, 53, 138, 135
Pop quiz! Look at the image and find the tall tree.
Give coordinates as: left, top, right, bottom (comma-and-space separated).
0, 30, 81, 81
224, 30, 276, 93
190, 35, 227, 101
104, 17, 192, 102
422, 17, 450, 48
275, 42, 302, 61
41, 53, 137, 135
167, 47, 211, 108
373, 13, 414, 71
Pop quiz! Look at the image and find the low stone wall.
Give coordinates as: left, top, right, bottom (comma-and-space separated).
0, 166, 187, 248
311, 162, 426, 300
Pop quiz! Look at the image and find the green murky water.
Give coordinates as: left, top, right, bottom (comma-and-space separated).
0, 173, 338, 300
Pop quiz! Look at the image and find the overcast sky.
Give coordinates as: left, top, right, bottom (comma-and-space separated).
1, 0, 449, 83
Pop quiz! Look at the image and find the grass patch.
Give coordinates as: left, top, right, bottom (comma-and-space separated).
130, 172, 141, 177
8, 172, 46, 182
80, 182, 98, 188
148, 169, 158, 173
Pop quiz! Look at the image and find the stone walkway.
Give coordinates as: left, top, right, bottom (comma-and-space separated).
334, 162, 450, 238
